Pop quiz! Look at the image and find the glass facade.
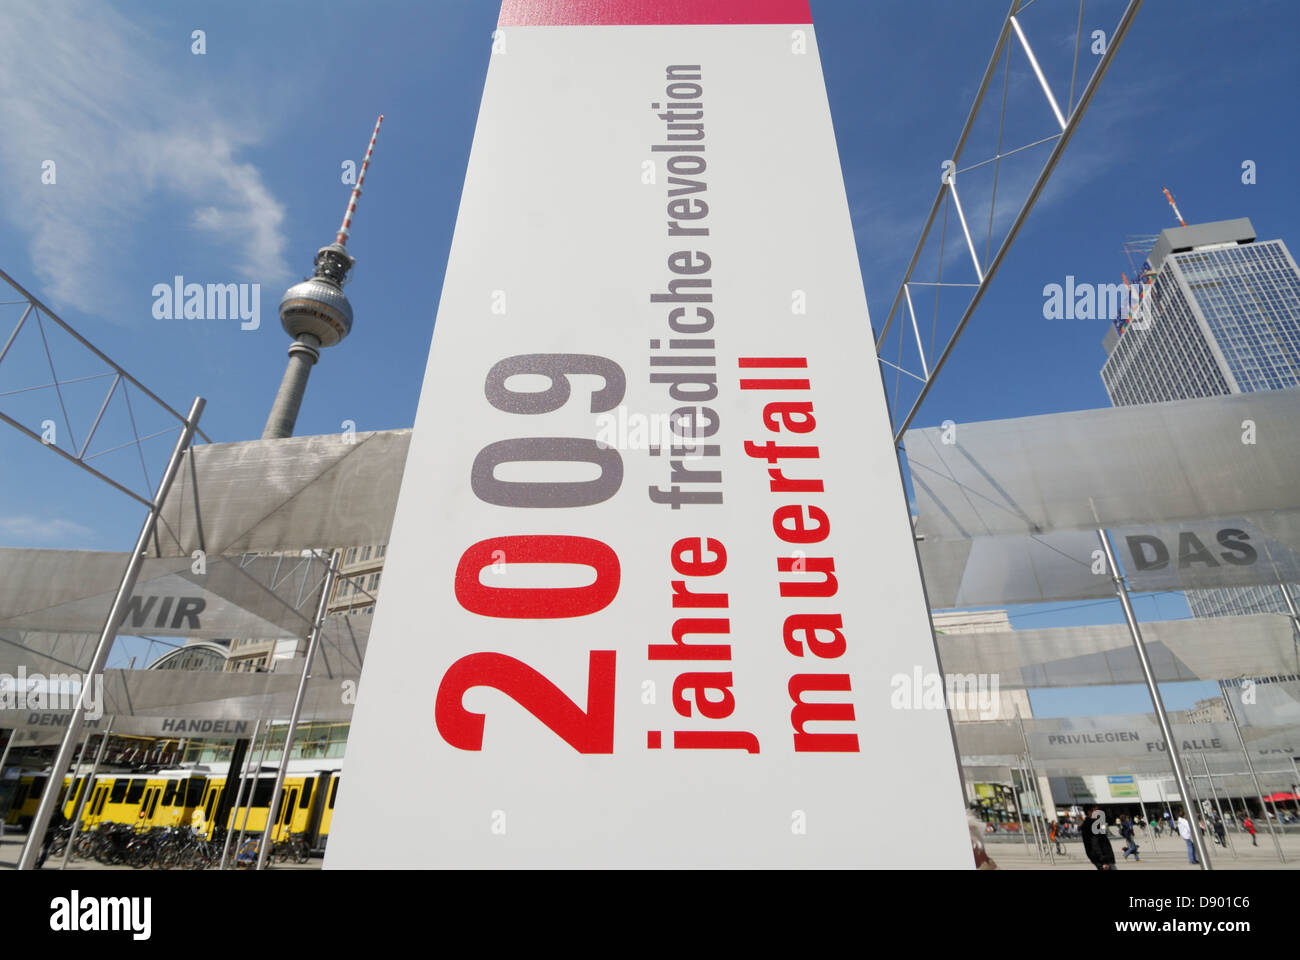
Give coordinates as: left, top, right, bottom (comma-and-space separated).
180, 721, 351, 765
1101, 232, 1300, 618
1101, 263, 1231, 404
1175, 241, 1300, 392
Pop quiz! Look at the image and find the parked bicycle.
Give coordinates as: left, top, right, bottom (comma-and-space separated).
272, 833, 310, 864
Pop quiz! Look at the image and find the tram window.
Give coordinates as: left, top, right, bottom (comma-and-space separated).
148, 789, 160, 818
12, 784, 27, 806
185, 777, 206, 806
109, 779, 129, 803
162, 781, 176, 806
29, 777, 46, 798
300, 778, 314, 807
328, 777, 340, 809
251, 778, 274, 807
125, 780, 146, 804
204, 788, 218, 821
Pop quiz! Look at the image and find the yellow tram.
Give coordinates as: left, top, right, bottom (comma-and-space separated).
4, 763, 342, 852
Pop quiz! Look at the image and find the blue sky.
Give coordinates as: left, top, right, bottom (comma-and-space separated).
1, 0, 1295, 712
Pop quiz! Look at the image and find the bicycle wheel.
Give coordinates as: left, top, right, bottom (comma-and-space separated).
127, 840, 153, 869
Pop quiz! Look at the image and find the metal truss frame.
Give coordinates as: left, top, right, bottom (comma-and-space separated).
874, 0, 1144, 443
0, 265, 212, 507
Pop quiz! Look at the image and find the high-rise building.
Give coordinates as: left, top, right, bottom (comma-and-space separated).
1178, 697, 1231, 725
1101, 218, 1300, 404
1100, 216, 1300, 617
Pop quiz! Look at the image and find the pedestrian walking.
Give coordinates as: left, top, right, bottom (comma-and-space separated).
1119, 814, 1140, 862
1049, 819, 1064, 855
1213, 817, 1226, 847
1082, 806, 1116, 870
1177, 809, 1198, 864
1244, 816, 1257, 846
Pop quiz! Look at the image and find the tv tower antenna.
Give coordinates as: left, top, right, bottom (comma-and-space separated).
263, 114, 384, 440
1162, 187, 1186, 228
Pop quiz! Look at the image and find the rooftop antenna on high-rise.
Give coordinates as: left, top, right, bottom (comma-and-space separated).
263, 115, 384, 440
1162, 187, 1187, 228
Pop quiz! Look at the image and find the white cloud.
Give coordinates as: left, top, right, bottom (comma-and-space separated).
0, 515, 93, 542
0, 2, 290, 315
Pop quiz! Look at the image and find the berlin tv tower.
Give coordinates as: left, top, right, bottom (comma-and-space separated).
263, 115, 384, 440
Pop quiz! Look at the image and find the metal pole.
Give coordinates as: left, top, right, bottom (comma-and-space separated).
1026, 758, 1055, 865
0, 728, 15, 839
1276, 581, 1300, 641
0, 730, 14, 781
1219, 685, 1285, 863
235, 722, 273, 867
1138, 791, 1157, 852
1224, 788, 1242, 840
1030, 767, 1050, 860
1265, 790, 1284, 841
257, 550, 339, 870
56, 732, 93, 812
1014, 709, 1054, 865
219, 718, 261, 870
60, 719, 113, 869
1024, 764, 1046, 858
1183, 769, 1213, 868
1200, 752, 1234, 859
1008, 767, 1031, 853
1097, 529, 1211, 869
18, 397, 204, 870
1017, 762, 1044, 859
30, 730, 91, 870
1290, 757, 1300, 830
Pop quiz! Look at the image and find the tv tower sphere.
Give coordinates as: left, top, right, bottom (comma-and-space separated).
262, 115, 383, 440
278, 245, 355, 346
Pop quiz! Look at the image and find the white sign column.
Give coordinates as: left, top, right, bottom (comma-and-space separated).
327, 0, 971, 868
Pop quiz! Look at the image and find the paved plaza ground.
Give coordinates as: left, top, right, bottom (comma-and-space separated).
0, 831, 321, 871
987, 829, 1300, 869
5, 826, 1297, 870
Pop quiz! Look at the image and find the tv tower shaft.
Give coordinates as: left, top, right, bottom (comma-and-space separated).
263, 115, 384, 440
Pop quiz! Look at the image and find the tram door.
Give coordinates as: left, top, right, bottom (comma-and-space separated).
304, 773, 331, 851
274, 788, 298, 842
144, 786, 161, 826
81, 784, 104, 826
203, 782, 221, 836
90, 782, 109, 821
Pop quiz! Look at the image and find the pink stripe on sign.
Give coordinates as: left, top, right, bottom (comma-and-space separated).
498, 0, 811, 25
